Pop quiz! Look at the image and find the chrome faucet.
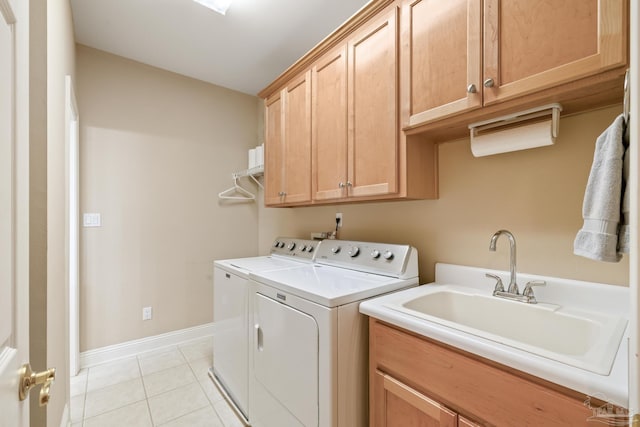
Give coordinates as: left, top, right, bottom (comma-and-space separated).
487, 230, 545, 304
489, 230, 518, 294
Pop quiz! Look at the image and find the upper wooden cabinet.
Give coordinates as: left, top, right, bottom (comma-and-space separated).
312, 8, 401, 202
264, 92, 284, 205
483, 0, 627, 104
311, 46, 348, 202
348, 7, 400, 198
307, 2, 437, 206
401, 0, 482, 127
260, 0, 627, 206
264, 71, 312, 206
403, 0, 628, 129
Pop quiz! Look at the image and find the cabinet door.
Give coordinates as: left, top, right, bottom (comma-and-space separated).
401, 0, 482, 127
458, 416, 482, 427
374, 371, 457, 427
282, 71, 312, 204
348, 6, 399, 198
312, 46, 349, 201
483, 0, 627, 104
264, 92, 285, 205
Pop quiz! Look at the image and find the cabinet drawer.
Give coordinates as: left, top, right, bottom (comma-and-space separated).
371, 320, 597, 426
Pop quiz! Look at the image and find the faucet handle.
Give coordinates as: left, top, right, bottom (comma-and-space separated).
485, 273, 504, 293
522, 280, 546, 303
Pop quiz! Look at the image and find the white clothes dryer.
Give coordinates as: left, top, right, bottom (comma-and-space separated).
248, 240, 419, 427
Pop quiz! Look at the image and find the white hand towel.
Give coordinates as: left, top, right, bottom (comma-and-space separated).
618, 123, 630, 254
574, 114, 626, 262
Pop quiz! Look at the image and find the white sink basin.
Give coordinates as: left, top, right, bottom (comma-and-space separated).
386, 286, 627, 375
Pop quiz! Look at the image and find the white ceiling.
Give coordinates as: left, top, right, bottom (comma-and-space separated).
70, 0, 370, 95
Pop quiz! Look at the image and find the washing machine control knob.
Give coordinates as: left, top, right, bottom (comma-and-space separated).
299, 245, 307, 252
371, 250, 381, 259
278, 242, 285, 248
287, 242, 296, 251
273, 241, 280, 248
383, 250, 394, 260
348, 246, 360, 257
331, 246, 341, 254
307, 245, 314, 253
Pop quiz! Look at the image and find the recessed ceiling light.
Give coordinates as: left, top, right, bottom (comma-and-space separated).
193, 0, 234, 15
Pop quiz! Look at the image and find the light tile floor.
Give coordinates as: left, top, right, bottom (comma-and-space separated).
70, 337, 243, 427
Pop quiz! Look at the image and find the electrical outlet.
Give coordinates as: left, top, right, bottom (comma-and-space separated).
336, 212, 343, 228
142, 306, 153, 321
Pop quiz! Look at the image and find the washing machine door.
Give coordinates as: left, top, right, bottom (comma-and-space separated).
253, 293, 318, 427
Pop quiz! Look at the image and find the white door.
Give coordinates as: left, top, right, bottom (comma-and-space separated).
0, 0, 29, 425
67, 76, 80, 376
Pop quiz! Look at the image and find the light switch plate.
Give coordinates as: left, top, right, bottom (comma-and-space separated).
83, 213, 101, 227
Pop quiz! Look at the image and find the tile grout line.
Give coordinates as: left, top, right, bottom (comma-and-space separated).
180, 343, 227, 426
136, 354, 156, 426
81, 370, 88, 424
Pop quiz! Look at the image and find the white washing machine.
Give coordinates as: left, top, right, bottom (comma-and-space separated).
249, 240, 419, 427
211, 237, 320, 424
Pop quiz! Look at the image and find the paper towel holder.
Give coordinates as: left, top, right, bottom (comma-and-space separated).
468, 103, 562, 157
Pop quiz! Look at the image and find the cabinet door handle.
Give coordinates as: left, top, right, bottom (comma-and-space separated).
483, 78, 495, 88
467, 84, 477, 94
338, 182, 345, 188
346, 181, 353, 187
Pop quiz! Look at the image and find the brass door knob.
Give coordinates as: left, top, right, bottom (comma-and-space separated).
19, 363, 56, 406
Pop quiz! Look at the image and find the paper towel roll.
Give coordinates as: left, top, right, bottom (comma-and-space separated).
248, 148, 257, 169
255, 144, 264, 167
470, 119, 555, 157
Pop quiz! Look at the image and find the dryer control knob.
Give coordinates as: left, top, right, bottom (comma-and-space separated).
383, 250, 394, 260
307, 246, 314, 253
278, 242, 285, 248
287, 242, 296, 251
299, 245, 307, 252
371, 250, 381, 259
273, 241, 280, 248
348, 246, 360, 257
331, 246, 341, 254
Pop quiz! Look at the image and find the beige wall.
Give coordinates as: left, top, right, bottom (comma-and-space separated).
76, 45, 260, 351
47, 0, 76, 425
259, 105, 629, 287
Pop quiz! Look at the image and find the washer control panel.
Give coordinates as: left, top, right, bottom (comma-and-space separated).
270, 237, 320, 260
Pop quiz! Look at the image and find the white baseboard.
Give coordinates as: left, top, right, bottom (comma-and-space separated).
79, 323, 214, 369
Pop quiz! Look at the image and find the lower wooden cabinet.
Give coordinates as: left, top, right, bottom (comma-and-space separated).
376, 370, 460, 427
369, 319, 621, 427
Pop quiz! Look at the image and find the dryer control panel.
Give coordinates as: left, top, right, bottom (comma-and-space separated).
314, 240, 418, 279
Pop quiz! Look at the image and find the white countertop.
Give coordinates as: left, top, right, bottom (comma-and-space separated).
359, 263, 629, 408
